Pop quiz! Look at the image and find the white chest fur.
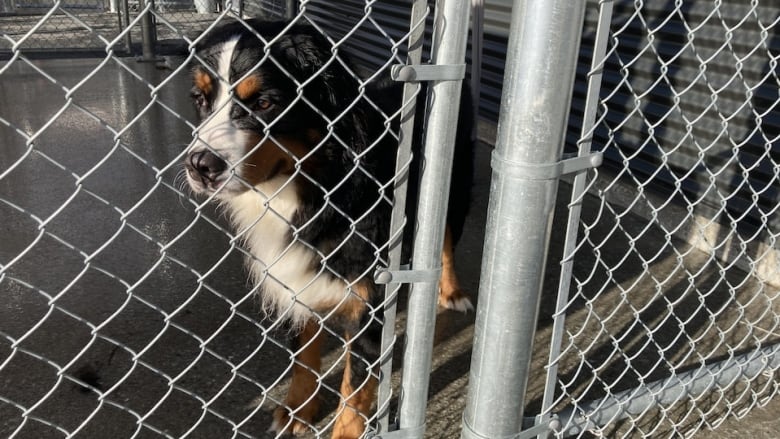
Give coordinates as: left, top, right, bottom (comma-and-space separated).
226, 177, 349, 327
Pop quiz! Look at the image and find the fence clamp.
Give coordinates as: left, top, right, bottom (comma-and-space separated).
391, 64, 466, 82
374, 265, 442, 285
491, 151, 603, 181
366, 423, 425, 439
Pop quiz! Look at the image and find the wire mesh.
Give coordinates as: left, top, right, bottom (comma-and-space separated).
0, 3, 439, 437
539, 1, 780, 437
0, 0, 124, 53
5, 0, 780, 437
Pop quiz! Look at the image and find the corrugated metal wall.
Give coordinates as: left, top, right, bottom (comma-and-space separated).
301, 0, 500, 120
248, 0, 779, 235
303, 0, 413, 70
243, 0, 288, 19
579, 1, 780, 234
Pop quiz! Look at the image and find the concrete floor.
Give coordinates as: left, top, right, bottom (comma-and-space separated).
1, 57, 779, 439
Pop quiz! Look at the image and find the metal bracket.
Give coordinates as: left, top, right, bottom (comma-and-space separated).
374, 265, 442, 285
514, 415, 561, 439
391, 64, 466, 82
367, 424, 425, 439
491, 151, 603, 181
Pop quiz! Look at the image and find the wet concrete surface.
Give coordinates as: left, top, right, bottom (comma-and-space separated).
0, 56, 484, 439
2, 57, 780, 439
0, 57, 289, 438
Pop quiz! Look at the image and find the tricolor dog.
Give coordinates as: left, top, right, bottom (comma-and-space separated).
184, 19, 474, 438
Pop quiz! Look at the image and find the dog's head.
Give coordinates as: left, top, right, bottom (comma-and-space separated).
184, 20, 364, 198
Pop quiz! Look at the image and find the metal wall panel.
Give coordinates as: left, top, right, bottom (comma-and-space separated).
265, 0, 778, 233
304, 0, 414, 73
577, 1, 780, 234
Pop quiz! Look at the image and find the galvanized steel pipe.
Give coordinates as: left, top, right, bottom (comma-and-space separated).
397, 0, 472, 435
461, 0, 587, 438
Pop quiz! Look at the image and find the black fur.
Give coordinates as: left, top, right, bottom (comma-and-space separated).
191, 17, 474, 404
194, 19, 473, 287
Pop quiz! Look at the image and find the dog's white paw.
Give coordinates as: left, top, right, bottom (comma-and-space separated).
438, 292, 474, 312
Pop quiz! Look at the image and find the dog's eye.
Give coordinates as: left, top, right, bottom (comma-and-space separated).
255, 97, 272, 111
191, 90, 207, 108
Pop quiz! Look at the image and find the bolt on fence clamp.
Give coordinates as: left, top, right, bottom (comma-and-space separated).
391, 64, 466, 82
374, 264, 442, 285
491, 151, 603, 181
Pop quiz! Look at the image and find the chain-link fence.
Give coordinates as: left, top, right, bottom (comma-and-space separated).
509, 1, 780, 438
0, 0, 286, 56
2, 0, 780, 438
0, 0, 473, 435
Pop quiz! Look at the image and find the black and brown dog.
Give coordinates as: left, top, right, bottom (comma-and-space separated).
184, 19, 473, 438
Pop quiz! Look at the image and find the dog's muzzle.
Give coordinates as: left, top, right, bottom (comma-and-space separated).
185, 150, 228, 189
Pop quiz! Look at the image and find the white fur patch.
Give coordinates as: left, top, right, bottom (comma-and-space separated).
189, 37, 355, 327
227, 176, 353, 327
189, 36, 252, 195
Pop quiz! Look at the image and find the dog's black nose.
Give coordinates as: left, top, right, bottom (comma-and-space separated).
188, 150, 227, 182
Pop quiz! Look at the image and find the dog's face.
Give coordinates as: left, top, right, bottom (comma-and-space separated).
184, 21, 350, 198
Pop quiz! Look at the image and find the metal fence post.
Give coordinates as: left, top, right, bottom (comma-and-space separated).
395, 0, 471, 436
118, 0, 132, 54
284, 0, 297, 19
375, 0, 428, 433
138, 0, 157, 61
460, 1, 587, 438
470, 0, 484, 137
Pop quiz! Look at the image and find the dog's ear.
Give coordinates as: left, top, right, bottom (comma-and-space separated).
271, 28, 361, 114
270, 27, 368, 151
271, 30, 332, 81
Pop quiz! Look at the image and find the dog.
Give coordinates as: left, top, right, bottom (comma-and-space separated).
184, 19, 474, 438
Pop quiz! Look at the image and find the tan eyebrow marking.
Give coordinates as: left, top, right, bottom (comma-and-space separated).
236, 74, 263, 101
194, 68, 213, 95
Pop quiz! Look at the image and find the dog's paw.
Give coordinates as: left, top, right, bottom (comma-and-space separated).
438, 289, 474, 312
270, 406, 314, 437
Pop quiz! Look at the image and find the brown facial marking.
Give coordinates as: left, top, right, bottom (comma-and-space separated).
273, 320, 323, 435
242, 134, 315, 185
306, 129, 324, 144
236, 74, 263, 101
194, 68, 213, 96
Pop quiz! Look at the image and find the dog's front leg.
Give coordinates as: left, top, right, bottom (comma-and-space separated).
438, 225, 474, 312
272, 319, 323, 435
332, 333, 379, 439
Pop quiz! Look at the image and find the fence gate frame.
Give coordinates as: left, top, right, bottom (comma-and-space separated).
374, 0, 427, 433
461, 0, 780, 438
533, 0, 615, 437
374, 0, 473, 436
460, 0, 593, 438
